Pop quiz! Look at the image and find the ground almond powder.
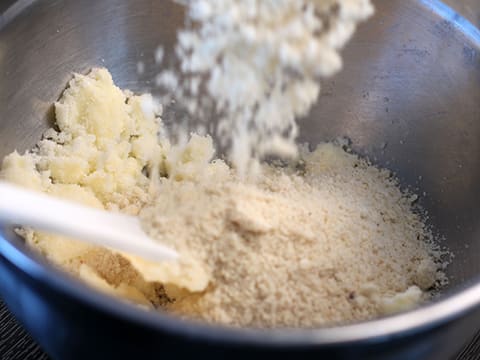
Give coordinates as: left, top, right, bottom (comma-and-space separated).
139, 142, 446, 328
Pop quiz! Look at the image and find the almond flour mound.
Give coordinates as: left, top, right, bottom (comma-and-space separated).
139, 143, 446, 327
0, 68, 448, 328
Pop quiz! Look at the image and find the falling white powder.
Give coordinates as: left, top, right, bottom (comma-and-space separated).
154, 46, 165, 64
156, 0, 375, 175
137, 61, 145, 75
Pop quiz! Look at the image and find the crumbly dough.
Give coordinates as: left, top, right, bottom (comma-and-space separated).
1, 68, 169, 306
0, 68, 447, 327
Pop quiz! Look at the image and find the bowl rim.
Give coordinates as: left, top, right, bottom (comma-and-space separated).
1, 0, 480, 348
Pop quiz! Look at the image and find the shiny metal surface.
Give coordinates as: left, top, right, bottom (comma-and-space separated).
0, 0, 479, 359
443, 0, 480, 26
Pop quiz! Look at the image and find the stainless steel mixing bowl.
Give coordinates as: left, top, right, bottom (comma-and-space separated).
0, 0, 479, 359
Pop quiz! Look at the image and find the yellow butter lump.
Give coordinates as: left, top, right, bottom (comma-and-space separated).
44, 68, 164, 210
0, 69, 172, 307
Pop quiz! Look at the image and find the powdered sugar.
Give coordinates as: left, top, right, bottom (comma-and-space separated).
156, 0, 374, 175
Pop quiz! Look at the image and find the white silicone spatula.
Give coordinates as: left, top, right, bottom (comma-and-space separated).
0, 182, 178, 262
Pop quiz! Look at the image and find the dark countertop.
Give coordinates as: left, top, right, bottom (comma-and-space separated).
1, 298, 479, 360
1, 301, 48, 360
